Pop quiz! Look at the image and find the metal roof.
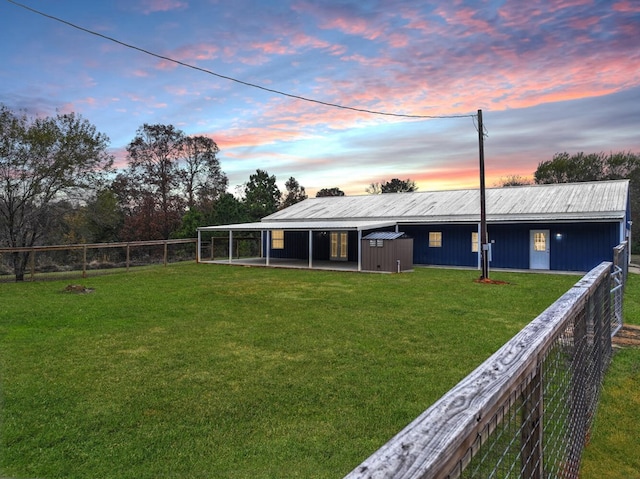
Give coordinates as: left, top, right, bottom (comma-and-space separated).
263, 180, 629, 224
362, 232, 406, 240
198, 180, 629, 233
198, 220, 397, 232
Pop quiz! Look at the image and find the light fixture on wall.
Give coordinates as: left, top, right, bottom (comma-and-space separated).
555, 233, 563, 240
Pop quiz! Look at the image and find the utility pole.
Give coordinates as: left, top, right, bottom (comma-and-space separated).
478, 109, 489, 280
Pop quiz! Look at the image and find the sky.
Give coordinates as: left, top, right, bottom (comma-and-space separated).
1, 0, 639, 197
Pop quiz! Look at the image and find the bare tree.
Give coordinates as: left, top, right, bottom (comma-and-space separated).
0, 105, 113, 280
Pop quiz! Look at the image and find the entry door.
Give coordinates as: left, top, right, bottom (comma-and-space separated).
330, 232, 348, 261
530, 230, 550, 270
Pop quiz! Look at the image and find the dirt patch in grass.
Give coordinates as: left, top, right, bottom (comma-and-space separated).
613, 324, 640, 348
62, 284, 95, 294
474, 277, 510, 285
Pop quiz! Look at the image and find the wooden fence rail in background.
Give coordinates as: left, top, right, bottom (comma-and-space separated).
0, 239, 197, 280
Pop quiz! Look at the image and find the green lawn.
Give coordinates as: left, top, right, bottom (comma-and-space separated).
580, 273, 640, 479
0, 264, 580, 478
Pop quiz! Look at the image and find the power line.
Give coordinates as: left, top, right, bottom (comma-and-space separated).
6, 0, 476, 120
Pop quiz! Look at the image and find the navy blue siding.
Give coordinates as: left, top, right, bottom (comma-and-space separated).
403, 224, 477, 267
489, 222, 619, 272
265, 230, 360, 261
548, 222, 619, 271
488, 224, 530, 270
262, 221, 620, 272
267, 231, 309, 259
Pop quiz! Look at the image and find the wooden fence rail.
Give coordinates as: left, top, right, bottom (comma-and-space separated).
0, 239, 197, 280
344, 261, 614, 479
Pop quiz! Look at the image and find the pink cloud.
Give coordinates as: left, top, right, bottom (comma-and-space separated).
435, 6, 500, 37
139, 0, 188, 14
613, 0, 640, 12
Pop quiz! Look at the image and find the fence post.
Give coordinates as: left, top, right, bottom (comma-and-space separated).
82, 245, 87, 278
30, 250, 36, 280
602, 274, 613, 365
521, 365, 544, 479
163, 241, 168, 267
211, 238, 215, 260
126, 244, 130, 272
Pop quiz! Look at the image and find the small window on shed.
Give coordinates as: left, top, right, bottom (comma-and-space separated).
471, 232, 479, 252
429, 231, 442, 248
377, 239, 384, 247
271, 230, 284, 249
369, 239, 376, 247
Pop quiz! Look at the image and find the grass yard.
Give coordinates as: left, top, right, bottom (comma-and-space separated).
580, 273, 640, 479
0, 263, 580, 478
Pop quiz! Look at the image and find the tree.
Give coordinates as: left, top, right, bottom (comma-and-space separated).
367, 178, 417, 194
534, 151, 640, 184
125, 124, 186, 239
208, 192, 248, 225
533, 151, 640, 252
496, 175, 533, 187
182, 135, 227, 209
243, 169, 281, 221
0, 105, 113, 280
365, 182, 382, 194
316, 187, 345, 197
280, 177, 307, 209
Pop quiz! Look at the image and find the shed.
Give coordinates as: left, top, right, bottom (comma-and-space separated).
361, 232, 413, 273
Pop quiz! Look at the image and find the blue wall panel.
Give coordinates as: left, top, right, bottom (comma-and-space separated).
262, 221, 620, 272
488, 224, 530, 269
403, 224, 477, 267
488, 222, 619, 272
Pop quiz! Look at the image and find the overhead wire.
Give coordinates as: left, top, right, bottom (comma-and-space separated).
6, 0, 477, 121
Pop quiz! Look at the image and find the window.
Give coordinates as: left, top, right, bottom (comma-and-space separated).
271, 230, 284, 249
533, 232, 546, 252
472, 232, 479, 252
330, 231, 348, 260
429, 231, 442, 248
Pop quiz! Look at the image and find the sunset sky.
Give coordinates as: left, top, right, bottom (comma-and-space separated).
1, 0, 639, 196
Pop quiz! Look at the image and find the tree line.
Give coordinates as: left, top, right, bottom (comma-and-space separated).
0, 106, 335, 280
2, 104, 638, 280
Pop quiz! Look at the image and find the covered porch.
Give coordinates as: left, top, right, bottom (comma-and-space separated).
197, 220, 398, 272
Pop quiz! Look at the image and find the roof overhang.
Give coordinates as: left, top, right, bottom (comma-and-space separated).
197, 220, 398, 232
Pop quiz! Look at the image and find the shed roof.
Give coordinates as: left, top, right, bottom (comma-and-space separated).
263, 180, 629, 224
362, 231, 406, 240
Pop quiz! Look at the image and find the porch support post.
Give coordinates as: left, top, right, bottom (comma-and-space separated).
477, 222, 482, 270
266, 230, 271, 266
308, 230, 313, 269
228, 231, 233, 263
357, 229, 362, 272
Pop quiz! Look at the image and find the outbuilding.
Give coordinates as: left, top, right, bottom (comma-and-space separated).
197, 179, 630, 273
361, 232, 413, 273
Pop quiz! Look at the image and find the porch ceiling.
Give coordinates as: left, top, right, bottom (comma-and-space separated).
198, 220, 398, 232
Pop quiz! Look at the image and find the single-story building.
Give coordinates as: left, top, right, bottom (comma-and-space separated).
197, 179, 630, 273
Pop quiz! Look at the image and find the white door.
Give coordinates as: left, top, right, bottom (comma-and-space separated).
530, 230, 550, 270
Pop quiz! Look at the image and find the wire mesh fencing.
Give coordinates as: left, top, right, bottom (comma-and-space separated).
344, 261, 615, 479
610, 241, 628, 336
0, 239, 197, 282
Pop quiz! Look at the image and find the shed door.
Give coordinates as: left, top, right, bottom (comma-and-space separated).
530, 230, 550, 270
330, 232, 348, 261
